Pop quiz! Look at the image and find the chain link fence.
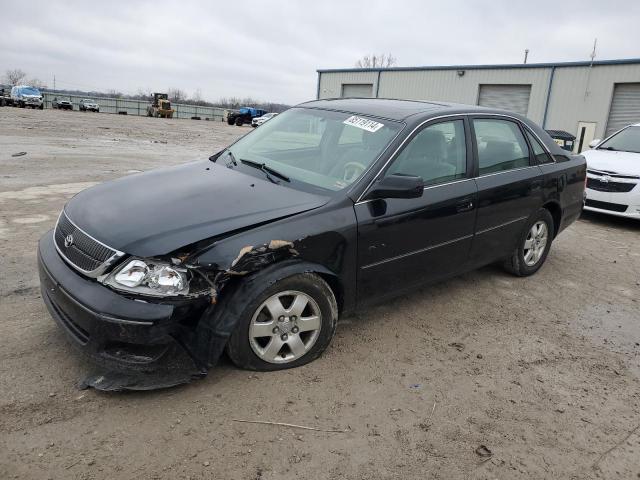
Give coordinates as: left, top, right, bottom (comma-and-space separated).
42, 92, 225, 121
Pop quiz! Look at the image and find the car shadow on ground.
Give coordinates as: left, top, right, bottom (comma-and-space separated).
579, 210, 640, 231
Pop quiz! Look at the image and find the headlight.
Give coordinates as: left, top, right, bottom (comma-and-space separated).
102, 258, 189, 297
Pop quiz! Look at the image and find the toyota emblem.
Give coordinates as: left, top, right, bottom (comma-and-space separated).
64, 234, 74, 248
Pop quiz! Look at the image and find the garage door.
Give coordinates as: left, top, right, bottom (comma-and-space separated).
341, 84, 373, 98
478, 84, 532, 116
605, 83, 640, 137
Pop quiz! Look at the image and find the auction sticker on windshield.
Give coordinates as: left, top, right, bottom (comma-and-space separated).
343, 116, 384, 133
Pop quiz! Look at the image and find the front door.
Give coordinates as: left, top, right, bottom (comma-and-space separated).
355, 117, 478, 303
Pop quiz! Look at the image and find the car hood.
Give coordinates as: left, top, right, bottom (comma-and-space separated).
582, 149, 640, 176
65, 160, 330, 257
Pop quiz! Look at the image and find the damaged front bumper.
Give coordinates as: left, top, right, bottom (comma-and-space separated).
38, 230, 222, 391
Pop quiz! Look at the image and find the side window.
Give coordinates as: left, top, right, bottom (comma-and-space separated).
525, 130, 553, 164
387, 120, 467, 186
473, 119, 530, 175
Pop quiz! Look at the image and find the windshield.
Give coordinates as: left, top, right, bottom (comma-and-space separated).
226, 107, 402, 192
598, 126, 640, 154
21, 87, 41, 96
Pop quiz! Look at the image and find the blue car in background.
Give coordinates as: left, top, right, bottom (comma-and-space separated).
227, 106, 267, 126
11, 85, 43, 109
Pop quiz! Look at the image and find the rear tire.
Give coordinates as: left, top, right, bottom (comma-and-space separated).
235, 118, 243, 126
226, 273, 338, 371
503, 208, 554, 277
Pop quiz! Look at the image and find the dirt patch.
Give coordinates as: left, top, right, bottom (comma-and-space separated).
0, 108, 639, 479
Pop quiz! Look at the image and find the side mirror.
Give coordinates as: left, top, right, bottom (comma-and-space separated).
589, 139, 601, 149
365, 174, 424, 200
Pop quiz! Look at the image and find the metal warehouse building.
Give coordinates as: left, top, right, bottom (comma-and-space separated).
316, 58, 640, 153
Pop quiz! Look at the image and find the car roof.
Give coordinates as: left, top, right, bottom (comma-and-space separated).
299, 97, 507, 121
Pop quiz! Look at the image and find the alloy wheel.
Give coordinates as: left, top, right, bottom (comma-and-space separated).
249, 290, 322, 364
523, 221, 548, 266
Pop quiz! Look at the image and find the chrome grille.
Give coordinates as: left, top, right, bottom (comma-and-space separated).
587, 178, 636, 193
54, 211, 123, 277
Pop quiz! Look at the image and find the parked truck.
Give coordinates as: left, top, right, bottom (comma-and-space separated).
146, 93, 174, 118
0, 86, 12, 107
226, 107, 267, 126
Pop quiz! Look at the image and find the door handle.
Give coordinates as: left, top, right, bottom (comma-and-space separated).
456, 199, 475, 212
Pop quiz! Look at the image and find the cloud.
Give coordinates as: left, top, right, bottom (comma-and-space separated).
1, 0, 638, 104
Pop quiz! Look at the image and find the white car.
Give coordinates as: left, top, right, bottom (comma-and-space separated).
582, 123, 640, 219
251, 112, 278, 127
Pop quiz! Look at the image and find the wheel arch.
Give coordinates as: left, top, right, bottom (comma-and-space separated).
186, 259, 343, 369
542, 200, 562, 238
223, 259, 344, 313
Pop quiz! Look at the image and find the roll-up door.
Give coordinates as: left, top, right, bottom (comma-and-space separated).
478, 84, 532, 116
341, 84, 373, 98
605, 83, 640, 137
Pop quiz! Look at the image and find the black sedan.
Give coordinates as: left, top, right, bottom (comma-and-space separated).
38, 98, 586, 390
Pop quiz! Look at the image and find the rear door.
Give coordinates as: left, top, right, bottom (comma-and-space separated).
355, 117, 477, 303
469, 116, 544, 267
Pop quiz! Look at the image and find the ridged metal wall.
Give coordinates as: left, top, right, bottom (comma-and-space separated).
545, 64, 640, 138
318, 62, 640, 140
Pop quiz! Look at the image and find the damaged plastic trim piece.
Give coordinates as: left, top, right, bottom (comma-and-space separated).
79, 240, 303, 391
188, 239, 298, 304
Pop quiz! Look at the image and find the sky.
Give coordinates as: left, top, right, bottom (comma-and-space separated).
2, 0, 639, 105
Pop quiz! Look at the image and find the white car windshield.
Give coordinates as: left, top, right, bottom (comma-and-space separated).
598, 126, 640, 154
225, 107, 402, 192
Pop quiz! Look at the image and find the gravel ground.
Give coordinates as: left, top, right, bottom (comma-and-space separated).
1, 107, 639, 480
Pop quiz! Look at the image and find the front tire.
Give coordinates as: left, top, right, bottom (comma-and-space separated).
503, 208, 554, 276
226, 273, 338, 371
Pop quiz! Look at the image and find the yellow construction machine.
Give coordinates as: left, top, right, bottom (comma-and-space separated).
146, 93, 174, 118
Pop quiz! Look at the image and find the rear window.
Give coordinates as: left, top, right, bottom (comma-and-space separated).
525, 130, 553, 164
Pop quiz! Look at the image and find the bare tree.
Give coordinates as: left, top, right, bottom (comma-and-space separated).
5, 69, 27, 85
135, 87, 153, 101
167, 88, 187, 103
28, 78, 48, 89
355, 54, 397, 68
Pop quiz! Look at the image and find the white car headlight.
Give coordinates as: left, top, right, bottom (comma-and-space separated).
102, 258, 189, 297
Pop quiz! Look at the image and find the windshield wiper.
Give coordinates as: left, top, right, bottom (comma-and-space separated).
601, 146, 618, 151
240, 159, 290, 183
